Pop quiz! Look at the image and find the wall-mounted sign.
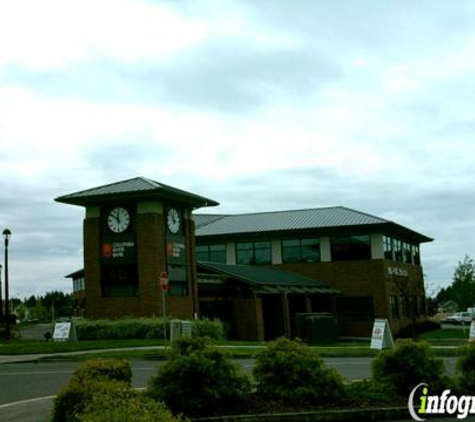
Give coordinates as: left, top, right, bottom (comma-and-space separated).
102, 240, 136, 264
166, 235, 186, 265
388, 266, 409, 277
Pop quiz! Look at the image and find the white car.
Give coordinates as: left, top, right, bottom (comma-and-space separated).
443, 312, 474, 325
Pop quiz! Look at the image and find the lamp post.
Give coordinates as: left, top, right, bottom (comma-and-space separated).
0, 264, 3, 323
3, 229, 11, 339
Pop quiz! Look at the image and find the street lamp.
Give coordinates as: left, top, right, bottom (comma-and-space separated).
0, 264, 2, 322
3, 229, 11, 339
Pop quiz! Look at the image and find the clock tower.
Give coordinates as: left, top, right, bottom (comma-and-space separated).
56, 177, 218, 319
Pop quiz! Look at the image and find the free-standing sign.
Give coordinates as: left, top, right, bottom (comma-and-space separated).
370, 319, 394, 350
159, 271, 169, 292
468, 320, 475, 342
52, 321, 78, 342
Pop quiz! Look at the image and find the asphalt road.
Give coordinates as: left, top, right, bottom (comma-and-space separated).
0, 357, 459, 405
0, 356, 461, 422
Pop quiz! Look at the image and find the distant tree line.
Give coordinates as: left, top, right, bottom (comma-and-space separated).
12, 291, 73, 322
436, 254, 475, 311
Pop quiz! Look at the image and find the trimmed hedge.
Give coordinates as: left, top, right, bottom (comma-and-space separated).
75, 317, 224, 340
52, 358, 187, 422
148, 337, 251, 417
456, 342, 475, 392
371, 339, 446, 396
252, 337, 344, 406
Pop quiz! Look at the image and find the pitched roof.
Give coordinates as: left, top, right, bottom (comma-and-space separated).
198, 262, 339, 294
194, 206, 432, 243
55, 177, 219, 208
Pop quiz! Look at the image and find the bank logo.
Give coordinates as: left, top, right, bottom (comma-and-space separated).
408, 383, 475, 420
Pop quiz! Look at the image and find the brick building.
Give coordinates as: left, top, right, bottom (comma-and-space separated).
58, 177, 432, 340
194, 208, 432, 338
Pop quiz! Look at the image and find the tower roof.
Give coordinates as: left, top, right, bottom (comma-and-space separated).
55, 177, 219, 208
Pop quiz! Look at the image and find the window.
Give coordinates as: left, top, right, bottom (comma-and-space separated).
196, 244, 226, 263
394, 239, 403, 262
236, 241, 271, 265
336, 296, 375, 321
403, 243, 412, 264
383, 236, 393, 260
282, 238, 320, 263
412, 245, 421, 266
168, 264, 188, 296
330, 235, 371, 261
101, 265, 138, 298
390, 295, 400, 319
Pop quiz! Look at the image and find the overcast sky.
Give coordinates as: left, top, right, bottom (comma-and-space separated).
1, 0, 474, 298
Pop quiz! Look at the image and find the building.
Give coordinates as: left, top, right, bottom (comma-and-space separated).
59, 177, 432, 340
56, 177, 219, 321
194, 207, 432, 338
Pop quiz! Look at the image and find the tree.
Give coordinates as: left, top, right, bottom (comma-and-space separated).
437, 255, 475, 311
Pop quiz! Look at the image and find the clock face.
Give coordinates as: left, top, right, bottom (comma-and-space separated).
167, 208, 181, 234
107, 207, 130, 233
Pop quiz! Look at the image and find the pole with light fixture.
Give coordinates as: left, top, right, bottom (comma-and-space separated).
0, 264, 2, 323
3, 229, 11, 339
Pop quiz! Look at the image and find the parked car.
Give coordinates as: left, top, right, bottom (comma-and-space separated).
442, 312, 475, 325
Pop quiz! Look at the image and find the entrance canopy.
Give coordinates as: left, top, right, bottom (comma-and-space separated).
197, 262, 339, 295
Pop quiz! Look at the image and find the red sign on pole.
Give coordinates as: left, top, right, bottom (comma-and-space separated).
159, 271, 169, 292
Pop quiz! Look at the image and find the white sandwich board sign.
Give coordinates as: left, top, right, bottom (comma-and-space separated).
53, 321, 78, 342
370, 318, 394, 350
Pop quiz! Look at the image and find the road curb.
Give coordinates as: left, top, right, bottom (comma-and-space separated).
193, 407, 408, 422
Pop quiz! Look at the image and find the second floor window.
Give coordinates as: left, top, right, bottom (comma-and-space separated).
330, 235, 371, 261
236, 241, 271, 265
196, 244, 226, 263
282, 238, 320, 263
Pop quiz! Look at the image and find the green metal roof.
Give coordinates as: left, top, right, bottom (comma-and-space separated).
55, 177, 219, 208
197, 262, 339, 295
194, 207, 432, 243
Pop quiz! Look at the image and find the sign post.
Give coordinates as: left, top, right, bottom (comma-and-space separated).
159, 271, 169, 340
370, 318, 394, 350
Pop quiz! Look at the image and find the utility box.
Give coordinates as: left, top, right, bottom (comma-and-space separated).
293, 313, 338, 344
181, 321, 192, 338
307, 314, 338, 344
170, 320, 182, 341
169, 320, 193, 341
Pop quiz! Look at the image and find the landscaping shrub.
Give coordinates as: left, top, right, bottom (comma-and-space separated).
75, 317, 225, 340
456, 342, 475, 392
191, 317, 224, 340
52, 379, 131, 422
78, 389, 188, 422
371, 339, 446, 396
75, 318, 166, 340
147, 337, 251, 417
70, 358, 132, 384
252, 337, 344, 406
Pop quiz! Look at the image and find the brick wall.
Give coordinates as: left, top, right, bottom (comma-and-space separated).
234, 299, 265, 341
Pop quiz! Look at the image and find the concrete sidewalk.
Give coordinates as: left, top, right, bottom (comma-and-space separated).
0, 397, 53, 422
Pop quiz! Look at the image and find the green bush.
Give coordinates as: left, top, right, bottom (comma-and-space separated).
252, 337, 344, 405
371, 339, 446, 396
148, 337, 251, 417
75, 318, 166, 340
70, 358, 132, 384
191, 318, 224, 340
456, 342, 475, 392
78, 389, 188, 422
52, 379, 131, 422
75, 317, 226, 340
